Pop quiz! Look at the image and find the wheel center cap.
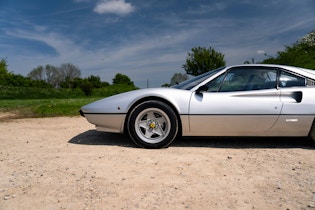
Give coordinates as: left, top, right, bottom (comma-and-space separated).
149, 122, 156, 129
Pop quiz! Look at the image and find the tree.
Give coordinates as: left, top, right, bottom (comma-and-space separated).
28, 65, 45, 81
262, 29, 315, 69
28, 65, 61, 88
0, 57, 9, 86
182, 46, 226, 76
45, 64, 60, 88
58, 63, 81, 88
112, 73, 135, 86
170, 73, 189, 86
60, 63, 81, 79
29, 63, 82, 88
299, 29, 315, 47
161, 83, 170, 87
87, 75, 102, 88
80, 80, 93, 96
77, 75, 106, 96
59, 63, 81, 88
0, 57, 9, 75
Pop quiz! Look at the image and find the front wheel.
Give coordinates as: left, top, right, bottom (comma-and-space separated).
127, 101, 178, 149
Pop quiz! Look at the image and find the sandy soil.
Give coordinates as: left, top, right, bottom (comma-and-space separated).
1, 116, 315, 210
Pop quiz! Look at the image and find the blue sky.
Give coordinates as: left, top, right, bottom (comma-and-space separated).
1, 0, 314, 88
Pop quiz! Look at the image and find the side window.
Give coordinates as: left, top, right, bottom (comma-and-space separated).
279, 71, 305, 87
205, 73, 225, 92
220, 67, 277, 92
220, 70, 247, 92
207, 67, 277, 92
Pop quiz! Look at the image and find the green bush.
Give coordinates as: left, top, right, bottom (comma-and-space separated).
92, 84, 138, 97
0, 84, 138, 99
0, 86, 85, 99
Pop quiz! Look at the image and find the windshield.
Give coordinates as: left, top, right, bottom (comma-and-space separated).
172, 67, 225, 90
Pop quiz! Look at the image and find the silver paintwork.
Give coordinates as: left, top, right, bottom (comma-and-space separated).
84, 113, 125, 133
81, 64, 315, 138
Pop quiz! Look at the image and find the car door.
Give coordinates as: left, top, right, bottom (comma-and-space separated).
188, 67, 283, 136
269, 70, 315, 136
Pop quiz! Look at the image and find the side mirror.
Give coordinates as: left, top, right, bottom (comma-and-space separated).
196, 85, 208, 94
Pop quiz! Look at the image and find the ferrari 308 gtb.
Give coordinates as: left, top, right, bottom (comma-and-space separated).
80, 64, 315, 148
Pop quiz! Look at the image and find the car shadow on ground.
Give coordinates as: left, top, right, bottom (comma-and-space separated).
68, 130, 135, 147
69, 130, 314, 149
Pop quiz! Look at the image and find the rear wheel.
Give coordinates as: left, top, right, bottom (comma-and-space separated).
127, 101, 178, 149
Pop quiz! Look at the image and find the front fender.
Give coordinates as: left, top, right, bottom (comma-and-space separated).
81, 88, 193, 115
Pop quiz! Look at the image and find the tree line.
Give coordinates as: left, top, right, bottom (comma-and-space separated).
0, 60, 136, 96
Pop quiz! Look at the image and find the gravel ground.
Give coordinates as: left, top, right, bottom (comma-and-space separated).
1, 116, 315, 210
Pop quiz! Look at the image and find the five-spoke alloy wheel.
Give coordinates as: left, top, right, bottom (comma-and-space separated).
127, 100, 178, 149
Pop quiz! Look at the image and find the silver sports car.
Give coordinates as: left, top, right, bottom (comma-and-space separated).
80, 64, 315, 149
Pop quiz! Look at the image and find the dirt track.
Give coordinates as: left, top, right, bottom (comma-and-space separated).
1, 116, 315, 209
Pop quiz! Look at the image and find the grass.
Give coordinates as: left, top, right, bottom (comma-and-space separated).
0, 84, 137, 119
0, 98, 101, 118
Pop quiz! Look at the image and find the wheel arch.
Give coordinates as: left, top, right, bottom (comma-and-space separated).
123, 96, 182, 137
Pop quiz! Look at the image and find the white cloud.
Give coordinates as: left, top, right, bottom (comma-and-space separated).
6, 29, 77, 59
93, 0, 135, 16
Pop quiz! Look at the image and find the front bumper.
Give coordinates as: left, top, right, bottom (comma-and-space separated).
79, 110, 85, 117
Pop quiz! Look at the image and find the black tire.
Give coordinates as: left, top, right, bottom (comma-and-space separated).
127, 100, 178, 149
